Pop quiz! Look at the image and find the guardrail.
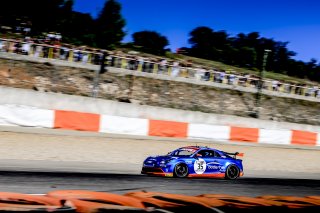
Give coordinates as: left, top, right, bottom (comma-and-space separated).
0, 38, 319, 98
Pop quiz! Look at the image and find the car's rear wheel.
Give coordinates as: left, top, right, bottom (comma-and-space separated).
225, 165, 240, 180
174, 163, 188, 178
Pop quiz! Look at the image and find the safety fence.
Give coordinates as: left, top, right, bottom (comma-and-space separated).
0, 190, 319, 212
1, 38, 319, 99
0, 104, 319, 146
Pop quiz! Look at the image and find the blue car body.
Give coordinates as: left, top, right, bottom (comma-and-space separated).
141, 146, 244, 179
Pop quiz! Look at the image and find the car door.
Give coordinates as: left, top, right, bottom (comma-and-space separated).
201, 150, 222, 174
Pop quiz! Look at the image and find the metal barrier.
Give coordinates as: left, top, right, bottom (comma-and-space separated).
0, 38, 319, 98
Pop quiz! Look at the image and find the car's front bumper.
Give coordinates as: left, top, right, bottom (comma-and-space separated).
141, 167, 173, 177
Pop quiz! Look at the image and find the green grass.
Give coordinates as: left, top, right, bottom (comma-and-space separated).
168, 54, 318, 85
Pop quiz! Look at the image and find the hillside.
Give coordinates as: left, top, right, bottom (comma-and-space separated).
0, 53, 319, 126
116, 45, 319, 87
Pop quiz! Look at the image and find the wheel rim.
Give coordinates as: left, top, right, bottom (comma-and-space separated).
227, 166, 239, 179
175, 164, 188, 177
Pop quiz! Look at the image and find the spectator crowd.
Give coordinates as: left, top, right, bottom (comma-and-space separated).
0, 36, 319, 99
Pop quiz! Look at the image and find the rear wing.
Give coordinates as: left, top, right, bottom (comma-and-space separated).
224, 152, 244, 159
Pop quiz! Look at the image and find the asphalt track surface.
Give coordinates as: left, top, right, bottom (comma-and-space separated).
0, 171, 319, 197
0, 126, 319, 197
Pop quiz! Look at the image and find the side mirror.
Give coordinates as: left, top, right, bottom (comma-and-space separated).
194, 153, 202, 159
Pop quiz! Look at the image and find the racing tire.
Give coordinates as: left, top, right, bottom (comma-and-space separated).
225, 165, 240, 180
173, 163, 189, 178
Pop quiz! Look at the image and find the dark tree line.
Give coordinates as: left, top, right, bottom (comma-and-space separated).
0, 1, 319, 82
132, 31, 169, 55
0, 0, 126, 49
185, 26, 320, 82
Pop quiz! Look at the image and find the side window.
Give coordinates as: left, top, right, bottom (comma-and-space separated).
214, 151, 221, 158
197, 150, 217, 158
196, 150, 207, 157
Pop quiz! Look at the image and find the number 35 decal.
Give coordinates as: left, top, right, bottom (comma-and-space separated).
194, 159, 207, 174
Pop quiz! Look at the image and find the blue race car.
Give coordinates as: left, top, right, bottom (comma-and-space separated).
141, 146, 244, 179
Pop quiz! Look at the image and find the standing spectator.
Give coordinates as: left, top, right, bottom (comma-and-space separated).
272, 80, 279, 91
195, 66, 206, 80
203, 69, 211, 81
73, 49, 80, 62
42, 45, 49, 58
219, 71, 226, 83
128, 56, 136, 70
0, 40, 4, 52
137, 56, 144, 71
171, 61, 180, 77
228, 73, 236, 85
59, 45, 69, 60
82, 50, 89, 64
313, 85, 319, 97
159, 58, 167, 74
106, 54, 113, 66
21, 41, 31, 55
34, 44, 43, 58
214, 70, 221, 82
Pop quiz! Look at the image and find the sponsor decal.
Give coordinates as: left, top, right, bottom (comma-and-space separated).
185, 160, 192, 164
207, 162, 220, 170
194, 158, 207, 174
207, 162, 225, 171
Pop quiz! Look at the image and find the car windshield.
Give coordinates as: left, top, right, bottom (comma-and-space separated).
169, 148, 197, 156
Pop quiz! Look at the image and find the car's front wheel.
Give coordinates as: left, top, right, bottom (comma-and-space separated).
225, 165, 240, 180
174, 163, 189, 178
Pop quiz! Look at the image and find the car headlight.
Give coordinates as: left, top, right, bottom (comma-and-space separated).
164, 159, 174, 164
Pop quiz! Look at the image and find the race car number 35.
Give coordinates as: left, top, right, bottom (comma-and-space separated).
194, 158, 206, 174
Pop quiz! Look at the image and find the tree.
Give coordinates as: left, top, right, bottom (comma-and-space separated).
96, 0, 126, 49
29, 0, 65, 34
63, 12, 96, 46
0, 0, 64, 34
132, 31, 169, 55
188, 26, 215, 59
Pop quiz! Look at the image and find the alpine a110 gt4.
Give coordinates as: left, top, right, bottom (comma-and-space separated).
141, 146, 244, 179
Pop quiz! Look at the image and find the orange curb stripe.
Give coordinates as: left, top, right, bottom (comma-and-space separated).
199, 194, 282, 207
230, 126, 259, 142
0, 192, 61, 206
54, 110, 100, 132
125, 191, 190, 209
125, 192, 224, 209
47, 190, 145, 209
291, 130, 317, 146
149, 120, 188, 138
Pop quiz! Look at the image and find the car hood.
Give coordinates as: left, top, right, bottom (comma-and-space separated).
143, 155, 172, 167
146, 155, 177, 162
